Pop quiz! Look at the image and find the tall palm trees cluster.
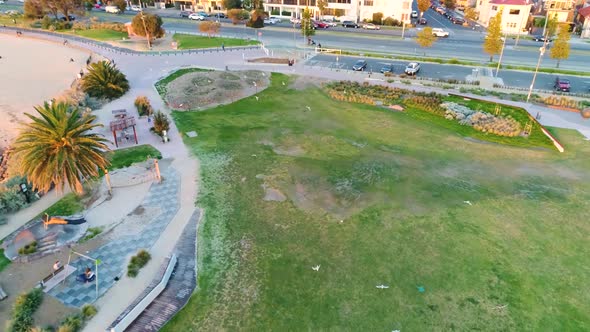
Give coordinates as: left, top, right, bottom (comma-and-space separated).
13, 60, 130, 194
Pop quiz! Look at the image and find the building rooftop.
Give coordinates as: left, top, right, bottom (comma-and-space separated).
579, 5, 590, 16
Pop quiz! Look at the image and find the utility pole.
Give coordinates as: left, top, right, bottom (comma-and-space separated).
526, 39, 548, 103
140, 11, 151, 49
401, 22, 406, 39
496, 33, 507, 77
514, 14, 524, 47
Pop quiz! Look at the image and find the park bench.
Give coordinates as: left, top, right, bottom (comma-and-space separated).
41, 265, 65, 285
37, 265, 76, 292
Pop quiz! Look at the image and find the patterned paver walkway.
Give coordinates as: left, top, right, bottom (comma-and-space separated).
125, 209, 199, 331
48, 167, 180, 307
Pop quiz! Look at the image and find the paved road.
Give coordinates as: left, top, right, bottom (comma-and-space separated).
2, 1, 590, 70
311, 54, 590, 93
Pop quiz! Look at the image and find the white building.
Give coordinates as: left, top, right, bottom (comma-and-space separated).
263, 0, 413, 24
476, 0, 532, 34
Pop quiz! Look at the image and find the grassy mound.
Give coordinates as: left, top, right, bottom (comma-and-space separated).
163, 74, 590, 330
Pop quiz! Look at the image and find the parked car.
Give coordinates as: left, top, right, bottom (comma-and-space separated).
532, 35, 552, 42
264, 18, 275, 24
322, 20, 338, 27
0, 1, 5, 4
314, 21, 329, 29
411, 11, 418, 18
196, 11, 209, 17
451, 17, 465, 25
419, 18, 428, 25
290, 17, 300, 24
342, 21, 360, 28
352, 60, 368, 71
189, 13, 206, 20
362, 23, 380, 30
432, 28, 449, 37
435, 6, 446, 14
104, 6, 120, 13
130, 5, 142, 11
215, 12, 227, 18
554, 77, 571, 92
380, 63, 395, 74
404, 62, 421, 75
58, 15, 76, 21
269, 16, 281, 22
5, 10, 20, 15
180, 11, 193, 18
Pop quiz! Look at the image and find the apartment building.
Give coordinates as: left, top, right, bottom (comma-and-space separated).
263, 0, 413, 23
172, 0, 222, 12
542, 0, 577, 23
476, 0, 532, 33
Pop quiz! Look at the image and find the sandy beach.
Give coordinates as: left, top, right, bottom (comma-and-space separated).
0, 33, 92, 149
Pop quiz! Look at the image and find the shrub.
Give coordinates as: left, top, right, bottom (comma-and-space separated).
57, 314, 82, 332
281, 10, 291, 16
134, 96, 153, 116
7, 288, 44, 332
81, 61, 129, 100
127, 249, 151, 277
81, 305, 98, 319
18, 241, 38, 255
372, 12, 383, 24
41, 16, 52, 29
383, 17, 400, 26
152, 111, 170, 135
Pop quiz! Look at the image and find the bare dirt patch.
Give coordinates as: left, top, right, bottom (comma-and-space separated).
164, 70, 269, 111
290, 75, 328, 91
247, 57, 290, 64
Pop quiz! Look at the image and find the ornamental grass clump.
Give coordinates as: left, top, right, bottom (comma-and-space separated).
443, 102, 521, 137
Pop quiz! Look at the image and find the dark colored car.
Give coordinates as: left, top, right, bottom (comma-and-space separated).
215, 12, 227, 18
419, 18, 428, 25
342, 21, 360, 28
554, 77, 571, 92
380, 64, 395, 74
59, 15, 76, 21
452, 17, 465, 25
352, 60, 367, 71
532, 35, 552, 42
180, 11, 192, 18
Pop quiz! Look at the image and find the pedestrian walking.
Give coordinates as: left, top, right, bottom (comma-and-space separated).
221, 42, 225, 51
70, 58, 74, 62
63, 39, 68, 46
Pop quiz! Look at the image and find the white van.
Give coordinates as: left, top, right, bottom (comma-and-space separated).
105, 6, 121, 13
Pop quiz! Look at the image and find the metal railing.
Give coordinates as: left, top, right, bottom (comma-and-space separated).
0, 26, 261, 56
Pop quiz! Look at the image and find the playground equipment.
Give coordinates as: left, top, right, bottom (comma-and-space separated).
43, 213, 87, 230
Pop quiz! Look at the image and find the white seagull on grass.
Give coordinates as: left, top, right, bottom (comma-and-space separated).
312, 265, 320, 271
463, 200, 473, 206
376, 285, 389, 289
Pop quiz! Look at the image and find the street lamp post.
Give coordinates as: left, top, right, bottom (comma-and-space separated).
496, 34, 507, 77
526, 42, 547, 103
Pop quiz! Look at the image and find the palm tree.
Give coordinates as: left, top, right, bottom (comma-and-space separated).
13, 101, 110, 194
81, 60, 130, 100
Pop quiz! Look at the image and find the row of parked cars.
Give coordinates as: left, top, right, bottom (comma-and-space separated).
351, 60, 421, 76
431, 2, 465, 25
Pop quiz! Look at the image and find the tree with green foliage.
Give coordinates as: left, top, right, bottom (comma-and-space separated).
113, 0, 127, 13
417, 0, 430, 18
246, 9, 264, 28
444, 0, 456, 10
82, 60, 130, 100
317, 0, 328, 19
372, 12, 383, 24
152, 111, 170, 135
13, 102, 109, 194
483, 9, 502, 62
24, 0, 45, 19
41, 0, 60, 18
222, 0, 241, 9
228, 8, 249, 24
301, 7, 315, 40
131, 12, 165, 48
416, 27, 436, 55
546, 14, 558, 38
550, 23, 570, 68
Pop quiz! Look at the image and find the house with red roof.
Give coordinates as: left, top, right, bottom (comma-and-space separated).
577, 5, 590, 37
476, 0, 533, 34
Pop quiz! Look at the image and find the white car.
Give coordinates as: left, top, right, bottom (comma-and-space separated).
404, 62, 421, 75
130, 5, 142, 11
104, 6, 121, 13
362, 23, 380, 30
322, 20, 337, 27
269, 16, 282, 23
290, 17, 300, 24
264, 17, 280, 24
431, 28, 449, 37
189, 13, 206, 20
411, 10, 418, 18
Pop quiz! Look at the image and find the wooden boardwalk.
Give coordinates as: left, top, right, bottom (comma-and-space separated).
124, 209, 199, 332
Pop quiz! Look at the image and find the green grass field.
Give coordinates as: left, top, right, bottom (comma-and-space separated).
162, 73, 590, 330
106, 144, 161, 171
74, 28, 128, 41
172, 33, 259, 49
